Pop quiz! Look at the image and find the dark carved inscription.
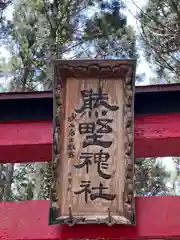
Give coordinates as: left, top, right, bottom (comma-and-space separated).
74, 181, 116, 203
67, 113, 76, 158
74, 149, 112, 179
68, 88, 119, 203
75, 88, 119, 118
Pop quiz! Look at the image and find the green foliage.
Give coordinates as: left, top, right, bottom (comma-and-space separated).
139, 0, 180, 83
1, 0, 180, 201
84, 0, 137, 58
0, 0, 138, 201
0, 0, 137, 91
136, 157, 180, 196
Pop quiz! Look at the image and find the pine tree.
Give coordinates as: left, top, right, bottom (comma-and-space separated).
139, 0, 180, 83
0, 0, 138, 201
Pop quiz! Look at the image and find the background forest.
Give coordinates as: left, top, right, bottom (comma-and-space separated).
0, 0, 180, 201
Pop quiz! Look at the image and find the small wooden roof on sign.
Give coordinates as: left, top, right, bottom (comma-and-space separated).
53, 59, 137, 82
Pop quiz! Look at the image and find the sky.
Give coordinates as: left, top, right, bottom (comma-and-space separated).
0, 0, 177, 192
125, 0, 153, 85
0, 0, 152, 87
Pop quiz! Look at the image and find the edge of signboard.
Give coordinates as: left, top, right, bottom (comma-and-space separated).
49, 59, 136, 226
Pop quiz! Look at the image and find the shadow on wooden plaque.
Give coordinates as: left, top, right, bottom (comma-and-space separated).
49, 59, 136, 226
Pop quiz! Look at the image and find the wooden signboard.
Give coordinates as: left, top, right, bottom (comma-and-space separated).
49, 59, 136, 226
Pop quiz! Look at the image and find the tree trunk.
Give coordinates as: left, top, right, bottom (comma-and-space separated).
33, 162, 46, 200
3, 163, 14, 201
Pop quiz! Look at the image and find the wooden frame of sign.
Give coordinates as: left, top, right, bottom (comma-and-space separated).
49, 59, 136, 226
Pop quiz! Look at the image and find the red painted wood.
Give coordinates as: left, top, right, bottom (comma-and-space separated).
0, 121, 52, 163
0, 82, 180, 100
0, 113, 180, 239
135, 113, 180, 157
0, 90, 52, 100
0, 113, 180, 163
0, 197, 180, 240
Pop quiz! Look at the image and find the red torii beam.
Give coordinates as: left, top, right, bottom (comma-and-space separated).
0, 113, 180, 162
1, 84, 180, 240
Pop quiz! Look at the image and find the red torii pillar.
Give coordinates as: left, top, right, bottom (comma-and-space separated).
1, 84, 180, 240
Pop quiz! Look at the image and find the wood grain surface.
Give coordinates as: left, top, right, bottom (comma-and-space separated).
57, 77, 130, 224
51, 59, 135, 226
